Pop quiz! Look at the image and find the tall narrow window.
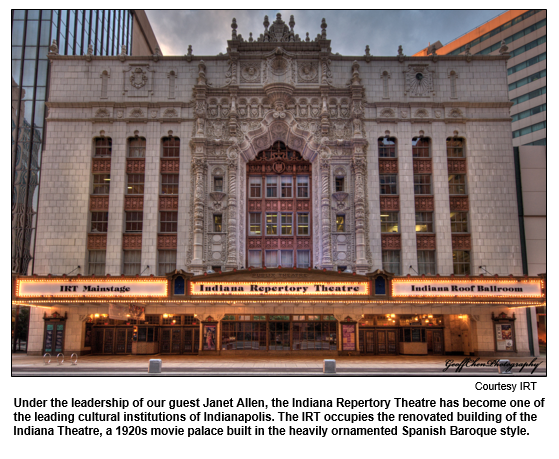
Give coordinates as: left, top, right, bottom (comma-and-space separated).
382, 71, 390, 98
162, 137, 180, 157
382, 251, 400, 275
297, 176, 309, 198
161, 174, 179, 194
412, 138, 430, 158
213, 176, 223, 192
266, 214, 278, 235
297, 213, 309, 235
249, 177, 262, 198
381, 212, 399, 233
125, 212, 143, 232
415, 212, 433, 232
248, 250, 262, 268
297, 250, 310, 268
213, 214, 223, 232
159, 212, 178, 233
446, 138, 465, 157
335, 177, 345, 192
414, 175, 432, 195
378, 137, 396, 158
123, 250, 141, 275
93, 174, 110, 194
88, 250, 106, 275
380, 175, 398, 194
336, 215, 345, 232
281, 250, 293, 268
127, 174, 144, 194
249, 213, 261, 235
417, 251, 436, 275
453, 251, 471, 275
281, 213, 292, 235
91, 212, 109, 233
449, 71, 458, 98
128, 137, 146, 158
265, 250, 278, 268
266, 176, 278, 198
281, 176, 293, 198
158, 250, 177, 275
448, 174, 467, 194
450, 212, 468, 233
94, 137, 112, 157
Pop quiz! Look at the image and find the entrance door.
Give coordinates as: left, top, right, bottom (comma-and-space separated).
427, 329, 444, 355
93, 328, 116, 354
160, 328, 173, 354
360, 329, 397, 355
269, 322, 290, 350
183, 328, 200, 354
115, 328, 133, 354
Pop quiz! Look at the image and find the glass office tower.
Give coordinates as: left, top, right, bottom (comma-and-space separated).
12, 10, 134, 276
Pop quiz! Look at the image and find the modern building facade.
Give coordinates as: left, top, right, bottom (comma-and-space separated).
414, 9, 546, 148
11, 10, 160, 352
13, 13, 545, 358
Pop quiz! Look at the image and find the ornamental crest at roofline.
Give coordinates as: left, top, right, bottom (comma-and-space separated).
260, 13, 301, 43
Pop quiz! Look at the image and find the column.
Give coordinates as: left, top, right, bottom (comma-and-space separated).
353, 148, 368, 271
191, 157, 207, 268
225, 156, 238, 270
141, 125, 160, 274
320, 154, 333, 268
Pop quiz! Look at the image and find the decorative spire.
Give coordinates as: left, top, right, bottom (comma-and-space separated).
289, 15, 295, 31
263, 15, 269, 31
188, 45, 193, 56
321, 18, 327, 39
231, 18, 238, 39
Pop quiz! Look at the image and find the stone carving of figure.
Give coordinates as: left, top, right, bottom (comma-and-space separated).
49, 40, 58, 54
196, 117, 205, 136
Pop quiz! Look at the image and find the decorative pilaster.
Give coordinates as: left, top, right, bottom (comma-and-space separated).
225, 153, 238, 269
320, 153, 333, 269
352, 149, 369, 271
191, 157, 207, 268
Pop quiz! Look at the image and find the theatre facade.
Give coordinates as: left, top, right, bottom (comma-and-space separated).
13, 270, 545, 356
15, 14, 545, 357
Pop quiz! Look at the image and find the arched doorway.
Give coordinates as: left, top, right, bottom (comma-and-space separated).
246, 141, 313, 269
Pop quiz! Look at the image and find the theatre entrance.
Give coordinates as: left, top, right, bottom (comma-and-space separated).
426, 329, 444, 355
359, 329, 398, 355
160, 328, 200, 355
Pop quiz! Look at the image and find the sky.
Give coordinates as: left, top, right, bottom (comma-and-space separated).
146, 10, 506, 57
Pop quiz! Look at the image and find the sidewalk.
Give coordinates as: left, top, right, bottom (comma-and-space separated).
11, 353, 546, 376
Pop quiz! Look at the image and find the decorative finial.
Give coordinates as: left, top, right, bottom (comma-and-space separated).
87, 44, 93, 56
499, 39, 509, 55
321, 18, 327, 39
120, 45, 127, 56
263, 15, 269, 30
276, 13, 282, 21
231, 18, 238, 39
306, 32, 310, 42
365, 45, 370, 56
249, 32, 253, 42
289, 15, 295, 31
49, 39, 58, 55
398, 45, 403, 56
188, 45, 193, 56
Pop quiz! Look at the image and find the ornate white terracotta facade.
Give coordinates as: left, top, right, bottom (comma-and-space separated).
22, 14, 540, 358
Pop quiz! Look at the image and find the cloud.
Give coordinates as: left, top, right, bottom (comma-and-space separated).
146, 10, 506, 56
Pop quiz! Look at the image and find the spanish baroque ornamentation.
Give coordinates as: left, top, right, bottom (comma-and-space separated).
89, 196, 109, 211
157, 234, 177, 249
414, 108, 429, 118
404, 64, 435, 97
416, 234, 436, 250
122, 234, 142, 250
297, 61, 318, 83
452, 234, 471, 250
163, 108, 178, 118
87, 234, 107, 250
95, 108, 110, 118
129, 108, 144, 118
240, 63, 261, 83
124, 196, 144, 211
381, 233, 401, 250
448, 108, 464, 118
380, 108, 395, 118
449, 196, 469, 211
415, 196, 434, 212
129, 67, 148, 89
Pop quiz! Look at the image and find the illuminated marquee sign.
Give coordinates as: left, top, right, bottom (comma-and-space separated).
16, 278, 168, 298
392, 279, 543, 298
191, 282, 369, 296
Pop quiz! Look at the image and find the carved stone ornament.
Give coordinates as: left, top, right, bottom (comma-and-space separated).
270, 56, 289, 76
116, 110, 124, 119
163, 108, 178, 118
240, 63, 261, 83
405, 65, 434, 97
95, 108, 110, 118
449, 108, 464, 118
129, 67, 148, 89
297, 61, 318, 83
434, 110, 442, 119
129, 108, 144, 118
414, 108, 429, 118
380, 108, 395, 118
